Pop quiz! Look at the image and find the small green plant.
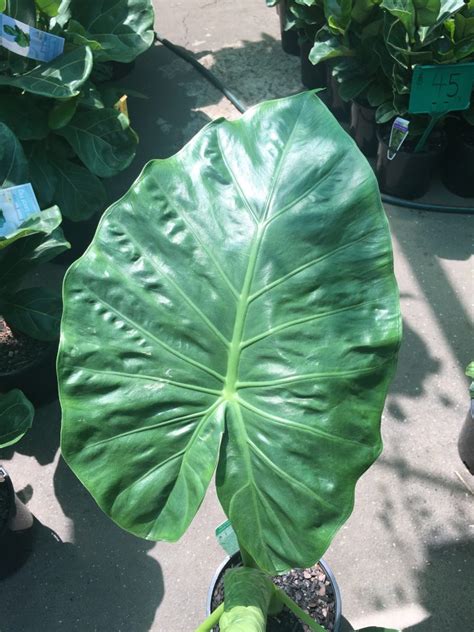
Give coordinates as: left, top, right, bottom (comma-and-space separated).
3, 24, 31, 47
58, 92, 402, 631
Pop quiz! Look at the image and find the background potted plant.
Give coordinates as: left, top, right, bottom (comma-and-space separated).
0, 388, 35, 579
0, 0, 155, 256
57, 92, 402, 630
267, 0, 300, 56
0, 124, 70, 403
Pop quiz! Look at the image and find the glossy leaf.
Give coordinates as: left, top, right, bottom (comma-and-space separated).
0, 122, 28, 188
67, 0, 155, 62
381, 0, 415, 39
48, 97, 79, 130
49, 156, 106, 221
219, 568, 272, 632
309, 27, 353, 63
413, 0, 440, 26
324, 0, 352, 34
56, 108, 138, 178
0, 46, 93, 98
1, 286, 62, 340
34, 0, 61, 16
0, 206, 67, 297
26, 143, 58, 206
0, 390, 34, 449
58, 92, 401, 573
0, 96, 49, 140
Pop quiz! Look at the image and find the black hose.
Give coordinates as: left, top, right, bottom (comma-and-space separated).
155, 32, 247, 114
155, 31, 473, 215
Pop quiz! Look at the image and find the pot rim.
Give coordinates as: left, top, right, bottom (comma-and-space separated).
206, 552, 342, 632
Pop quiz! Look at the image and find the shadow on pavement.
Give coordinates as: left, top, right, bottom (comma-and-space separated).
1, 458, 164, 632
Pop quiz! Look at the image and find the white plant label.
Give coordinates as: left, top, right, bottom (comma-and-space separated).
0, 13, 64, 62
0, 183, 41, 237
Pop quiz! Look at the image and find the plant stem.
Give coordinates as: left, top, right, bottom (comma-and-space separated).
194, 603, 224, 632
414, 113, 441, 153
272, 585, 328, 632
238, 543, 258, 568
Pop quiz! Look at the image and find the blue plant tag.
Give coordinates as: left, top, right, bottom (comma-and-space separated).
0, 183, 41, 237
0, 13, 64, 62
215, 519, 239, 556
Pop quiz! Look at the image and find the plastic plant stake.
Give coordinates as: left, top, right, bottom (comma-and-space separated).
387, 118, 409, 160
409, 63, 474, 153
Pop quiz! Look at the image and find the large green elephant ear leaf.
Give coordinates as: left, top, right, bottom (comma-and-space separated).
58, 92, 401, 574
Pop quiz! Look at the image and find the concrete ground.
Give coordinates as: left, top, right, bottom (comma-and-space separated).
1, 1, 473, 631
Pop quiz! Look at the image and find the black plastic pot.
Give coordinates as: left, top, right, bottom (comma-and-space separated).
0, 339, 58, 406
0, 466, 34, 579
300, 40, 326, 90
325, 70, 350, 122
277, 2, 299, 56
350, 101, 378, 157
458, 400, 474, 475
376, 130, 445, 199
206, 553, 342, 631
442, 131, 474, 198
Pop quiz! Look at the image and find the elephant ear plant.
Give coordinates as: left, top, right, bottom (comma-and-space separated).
58, 92, 402, 632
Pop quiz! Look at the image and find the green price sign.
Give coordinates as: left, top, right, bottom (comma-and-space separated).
409, 63, 474, 115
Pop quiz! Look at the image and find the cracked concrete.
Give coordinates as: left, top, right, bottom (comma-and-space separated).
0, 1, 473, 631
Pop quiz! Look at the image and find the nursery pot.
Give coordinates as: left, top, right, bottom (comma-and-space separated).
0, 465, 34, 579
442, 126, 474, 198
325, 69, 350, 123
207, 553, 342, 632
0, 318, 58, 406
300, 39, 326, 90
376, 129, 446, 199
277, 2, 300, 56
458, 400, 474, 475
350, 101, 378, 157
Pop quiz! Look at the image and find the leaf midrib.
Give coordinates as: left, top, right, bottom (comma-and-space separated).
221, 102, 304, 395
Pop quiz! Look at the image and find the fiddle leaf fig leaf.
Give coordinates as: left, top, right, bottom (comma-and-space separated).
56, 108, 138, 178
58, 93, 401, 574
0, 122, 28, 188
66, 0, 155, 62
0, 389, 34, 449
0, 46, 93, 98
34, 0, 61, 16
2, 286, 62, 341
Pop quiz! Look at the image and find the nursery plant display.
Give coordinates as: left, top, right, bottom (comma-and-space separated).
0, 0, 155, 229
0, 177, 70, 403
58, 91, 402, 631
269, 0, 474, 197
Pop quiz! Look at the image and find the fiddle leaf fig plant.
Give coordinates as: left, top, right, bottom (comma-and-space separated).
58, 92, 401, 630
0, 203, 69, 341
0, 0, 154, 224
